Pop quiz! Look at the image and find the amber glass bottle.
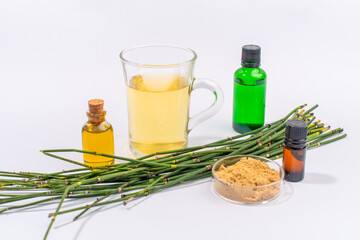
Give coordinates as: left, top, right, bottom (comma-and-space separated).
82, 99, 114, 167
282, 120, 307, 182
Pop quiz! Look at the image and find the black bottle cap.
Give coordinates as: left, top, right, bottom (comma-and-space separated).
241, 45, 261, 68
285, 120, 308, 142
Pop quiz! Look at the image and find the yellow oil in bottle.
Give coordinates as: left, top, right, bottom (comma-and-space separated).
82, 99, 114, 167
82, 123, 114, 167
126, 74, 190, 155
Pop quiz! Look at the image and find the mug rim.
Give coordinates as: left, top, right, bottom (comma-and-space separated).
119, 44, 197, 68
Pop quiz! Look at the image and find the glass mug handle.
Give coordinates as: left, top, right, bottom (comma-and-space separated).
188, 78, 224, 132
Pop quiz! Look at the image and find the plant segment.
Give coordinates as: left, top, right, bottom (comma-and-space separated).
0, 104, 346, 239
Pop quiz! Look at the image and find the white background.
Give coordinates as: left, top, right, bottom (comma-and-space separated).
0, 0, 359, 239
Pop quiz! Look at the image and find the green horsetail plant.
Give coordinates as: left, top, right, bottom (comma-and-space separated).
0, 104, 346, 239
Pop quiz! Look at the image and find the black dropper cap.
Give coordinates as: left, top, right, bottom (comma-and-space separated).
241, 45, 261, 68
285, 120, 308, 148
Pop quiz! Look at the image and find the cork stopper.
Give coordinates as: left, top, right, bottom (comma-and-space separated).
87, 99, 105, 124
88, 99, 104, 114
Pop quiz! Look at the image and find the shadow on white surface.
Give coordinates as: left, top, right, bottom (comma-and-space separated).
301, 172, 337, 185
73, 214, 95, 240
266, 181, 293, 206
52, 203, 101, 240
210, 180, 294, 206
124, 178, 211, 209
47, 178, 212, 237
1, 197, 94, 214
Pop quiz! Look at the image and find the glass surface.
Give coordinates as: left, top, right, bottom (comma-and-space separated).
120, 44, 197, 67
233, 67, 267, 133
283, 146, 306, 182
212, 155, 284, 204
82, 120, 114, 167
120, 45, 223, 157
126, 83, 190, 154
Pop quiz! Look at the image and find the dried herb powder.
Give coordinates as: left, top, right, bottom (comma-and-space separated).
213, 157, 281, 203
215, 157, 280, 186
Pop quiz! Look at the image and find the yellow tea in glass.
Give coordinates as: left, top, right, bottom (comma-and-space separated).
120, 45, 224, 157
126, 73, 190, 154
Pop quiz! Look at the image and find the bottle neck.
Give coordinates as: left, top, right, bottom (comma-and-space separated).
87, 111, 106, 125
241, 62, 260, 68
284, 137, 307, 149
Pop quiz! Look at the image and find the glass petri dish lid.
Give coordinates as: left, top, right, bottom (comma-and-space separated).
212, 155, 284, 204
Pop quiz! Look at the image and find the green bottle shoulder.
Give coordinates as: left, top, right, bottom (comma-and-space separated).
234, 67, 267, 81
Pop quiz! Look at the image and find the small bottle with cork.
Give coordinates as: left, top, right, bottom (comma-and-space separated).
282, 120, 307, 182
82, 99, 114, 167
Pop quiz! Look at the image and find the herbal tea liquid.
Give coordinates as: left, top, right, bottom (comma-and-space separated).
126, 75, 190, 155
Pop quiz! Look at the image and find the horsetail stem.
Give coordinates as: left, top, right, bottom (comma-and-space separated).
0, 104, 346, 240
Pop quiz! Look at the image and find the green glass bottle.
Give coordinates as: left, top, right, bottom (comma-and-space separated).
233, 45, 267, 133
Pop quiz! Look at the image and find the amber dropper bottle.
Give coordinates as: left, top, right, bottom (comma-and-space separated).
82, 99, 114, 167
282, 120, 307, 182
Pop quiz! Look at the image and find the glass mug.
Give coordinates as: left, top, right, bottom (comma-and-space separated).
120, 45, 224, 157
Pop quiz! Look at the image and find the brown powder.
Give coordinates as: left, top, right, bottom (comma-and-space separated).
213, 157, 282, 203
215, 157, 280, 186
